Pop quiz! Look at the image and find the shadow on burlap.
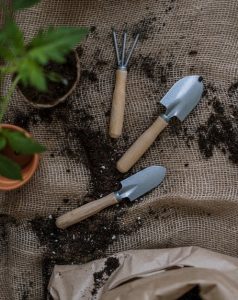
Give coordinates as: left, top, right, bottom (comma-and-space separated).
1, 0, 238, 299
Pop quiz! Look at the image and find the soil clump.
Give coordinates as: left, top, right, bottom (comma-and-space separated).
197, 100, 238, 163
91, 256, 120, 297
31, 213, 129, 298
132, 15, 157, 41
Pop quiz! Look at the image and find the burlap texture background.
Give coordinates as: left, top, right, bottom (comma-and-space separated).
1, 0, 238, 299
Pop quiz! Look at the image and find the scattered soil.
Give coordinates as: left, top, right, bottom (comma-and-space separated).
91, 256, 120, 296
178, 285, 201, 300
13, 82, 133, 299
165, 6, 173, 13
0, 221, 7, 252
197, 100, 238, 163
12, 106, 54, 130
212, 99, 224, 114
136, 54, 172, 84
165, 0, 176, 13
164, 82, 238, 164
228, 81, 238, 97
141, 56, 156, 79
168, 119, 195, 149
201, 82, 217, 100
62, 198, 70, 204
68, 128, 125, 198
21, 288, 29, 300
169, 118, 183, 135
132, 15, 157, 41
188, 50, 198, 56
90, 26, 97, 33
77, 45, 84, 58
31, 213, 129, 298
81, 70, 98, 82
17, 51, 78, 105
12, 103, 126, 198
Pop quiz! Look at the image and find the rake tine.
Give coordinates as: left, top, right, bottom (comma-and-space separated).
112, 29, 120, 66
121, 31, 127, 67
124, 33, 139, 67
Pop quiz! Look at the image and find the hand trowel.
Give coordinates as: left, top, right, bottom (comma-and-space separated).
56, 166, 166, 229
117, 75, 204, 173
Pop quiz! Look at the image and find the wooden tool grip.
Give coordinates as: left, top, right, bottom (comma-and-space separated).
56, 193, 118, 229
117, 116, 168, 173
109, 69, 128, 138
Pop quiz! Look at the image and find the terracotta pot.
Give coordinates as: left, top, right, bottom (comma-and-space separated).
17, 50, 80, 108
0, 124, 40, 191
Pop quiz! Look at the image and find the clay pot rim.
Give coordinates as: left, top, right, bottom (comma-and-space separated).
0, 124, 40, 191
16, 50, 80, 109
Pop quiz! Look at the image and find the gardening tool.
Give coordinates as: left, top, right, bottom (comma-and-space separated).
117, 75, 204, 173
109, 29, 140, 138
56, 165, 166, 229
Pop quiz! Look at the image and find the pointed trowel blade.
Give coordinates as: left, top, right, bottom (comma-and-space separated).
115, 166, 166, 202
160, 75, 204, 121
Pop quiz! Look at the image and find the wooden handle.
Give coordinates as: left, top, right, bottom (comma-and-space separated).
109, 69, 128, 138
117, 116, 168, 173
56, 193, 118, 229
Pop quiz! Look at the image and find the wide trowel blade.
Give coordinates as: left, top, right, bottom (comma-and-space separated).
160, 75, 204, 121
117, 166, 166, 201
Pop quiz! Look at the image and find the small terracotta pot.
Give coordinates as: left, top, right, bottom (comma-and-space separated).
0, 124, 40, 191
17, 50, 80, 108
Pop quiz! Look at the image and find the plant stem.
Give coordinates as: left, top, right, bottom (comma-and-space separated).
0, 75, 20, 123
0, 66, 17, 74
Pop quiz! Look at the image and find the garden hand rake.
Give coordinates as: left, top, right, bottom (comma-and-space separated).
109, 29, 139, 138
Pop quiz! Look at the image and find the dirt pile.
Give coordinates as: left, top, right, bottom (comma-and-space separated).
197, 100, 238, 163
91, 256, 120, 297
31, 213, 128, 297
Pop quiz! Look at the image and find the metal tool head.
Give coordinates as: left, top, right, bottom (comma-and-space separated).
112, 29, 139, 70
160, 75, 204, 122
115, 166, 166, 201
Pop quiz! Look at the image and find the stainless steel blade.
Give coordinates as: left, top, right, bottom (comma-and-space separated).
115, 166, 166, 201
160, 75, 204, 122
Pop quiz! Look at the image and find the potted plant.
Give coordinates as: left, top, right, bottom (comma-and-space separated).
0, 0, 88, 189
0, 0, 88, 108
0, 124, 45, 190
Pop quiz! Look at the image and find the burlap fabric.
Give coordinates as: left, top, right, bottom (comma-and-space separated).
1, 0, 238, 299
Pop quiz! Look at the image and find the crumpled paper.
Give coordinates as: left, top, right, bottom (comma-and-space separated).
48, 246, 238, 300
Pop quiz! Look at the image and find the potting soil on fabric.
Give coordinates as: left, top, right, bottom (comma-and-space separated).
1, 0, 238, 299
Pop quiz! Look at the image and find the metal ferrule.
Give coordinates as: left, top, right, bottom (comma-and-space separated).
160, 113, 171, 123
114, 191, 122, 202
118, 66, 127, 71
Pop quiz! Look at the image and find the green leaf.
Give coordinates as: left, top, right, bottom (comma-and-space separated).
12, 0, 41, 10
0, 154, 22, 180
2, 130, 46, 154
28, 27, 89, 64
0, 46, 15, 61
0, 20, 24, 56
47, 71, 62, 83
47, 72, 68, 85
17, 59, 47, 91
0, 136, 6, 150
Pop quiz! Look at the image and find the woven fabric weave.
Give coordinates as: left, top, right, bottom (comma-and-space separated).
1, 0, 238, 299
